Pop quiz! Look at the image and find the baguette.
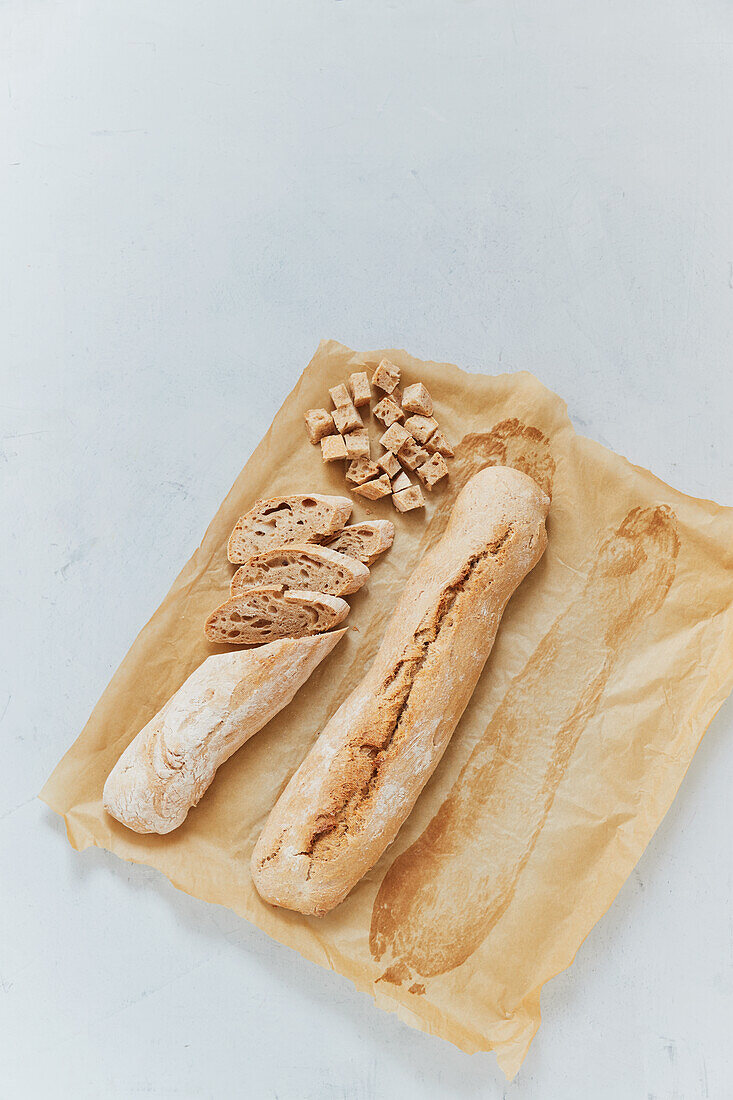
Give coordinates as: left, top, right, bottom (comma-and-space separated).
230, 544, 369, 599
205, 586, 349, 645
251, 466, 549, 915
103, 631, 346, 834
227, 495, 352, 564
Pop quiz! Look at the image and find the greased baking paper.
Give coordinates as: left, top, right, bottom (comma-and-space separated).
41, 341, 733, 1079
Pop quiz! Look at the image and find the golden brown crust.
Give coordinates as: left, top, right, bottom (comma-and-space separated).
251, 466, 550, 916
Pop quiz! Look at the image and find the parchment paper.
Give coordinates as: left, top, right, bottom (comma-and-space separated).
41, 341, 733, 1079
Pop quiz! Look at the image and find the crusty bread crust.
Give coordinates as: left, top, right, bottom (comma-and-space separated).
251, 466, 549, 916
103, 632, 346, 834
205, 586, 350, 645
230, 544, 369, 598
326, 521, 395, 566
227, 495, 352, 564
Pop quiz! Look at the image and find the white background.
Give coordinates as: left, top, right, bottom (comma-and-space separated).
2, 2, 732, 1097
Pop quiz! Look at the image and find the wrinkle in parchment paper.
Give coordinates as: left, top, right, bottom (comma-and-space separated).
41, 341, 733, 1079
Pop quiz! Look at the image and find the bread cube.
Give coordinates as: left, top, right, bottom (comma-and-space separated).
349, 372, 371, 408
329, 382, 352, 409
333, 402, 363, 434
346, 457, 381, 485
344, 429, 370, 459
372, 359, 401, 393
392, 484, 425, 512
401, 382, 433, 416
425, 428, 454, 458
373, 395, 405, 428
321, 434, 348, 462
392, 470, 411, 494
398, 436, 430, 471
417, 452, 449, 489
404, 414, 438, 444
353, 474, 392, 500
377, 451, 402, 478
304, 407, 336, 445
380, 422, 411, 453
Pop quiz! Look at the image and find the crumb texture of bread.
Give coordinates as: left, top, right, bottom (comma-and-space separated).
321, 434, 348, 462
373, 396, 404, 427
230, 544, 369, 598
329, 383, 351, 408
251, 466, 550, 915
349, 372, 371, 407
392, 484, 424, 512
398, 437, 430, 470
304, 408, 335, 444
344, 430, 370, 460
404, 414, 438, 444
353, 474, 392, 500
333, 403, 363, 434
227, 495, 352, 564
425, 428, 454, 458
103, 632, 346, 834
380, 422, 411, 453
326, 520, 395, 565
372, 359, 401, 393
417, 452, 449, 489
205, 586, 350, 645
401, 382, 433, 416
346, 457, 381, 485
378, 451, 402, 479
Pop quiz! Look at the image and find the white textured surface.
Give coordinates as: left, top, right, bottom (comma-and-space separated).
2, 1, 732, 1097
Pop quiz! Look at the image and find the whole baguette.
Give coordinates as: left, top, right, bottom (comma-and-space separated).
103, 631, 345, 834
251, 465, 549, 916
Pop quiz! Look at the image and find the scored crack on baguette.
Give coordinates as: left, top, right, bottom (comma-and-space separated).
326, 520, 395, 566
227, 494, 352, 564
250, 466, 549, 916
103, 632, 346, 834
230, 544, 369, 598
205, 585, 350, 646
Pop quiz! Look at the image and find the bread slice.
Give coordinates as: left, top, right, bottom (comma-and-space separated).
326, 521, 395, 566
227, 495, 352, 564
230, 544, 369, 598
205, 586, 349, 645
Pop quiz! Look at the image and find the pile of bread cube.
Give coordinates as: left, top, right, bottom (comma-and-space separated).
303, 359, 453, 513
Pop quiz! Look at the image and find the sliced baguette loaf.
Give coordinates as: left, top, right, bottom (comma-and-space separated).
230, 544, 369, 598
227, 495, 352, 564
326, 520, 395, 566
205, 586, 349, 645
103, 631, 346, 834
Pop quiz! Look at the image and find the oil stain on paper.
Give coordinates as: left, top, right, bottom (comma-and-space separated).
370, 503, 680, 984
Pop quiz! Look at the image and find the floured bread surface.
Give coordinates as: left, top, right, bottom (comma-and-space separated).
251, 466, 549, 916
227, 494, 352, 564
326, 521, 395, 566
205, 586, 350, 645
103, 632, 346, 834
230, 544, 369, 598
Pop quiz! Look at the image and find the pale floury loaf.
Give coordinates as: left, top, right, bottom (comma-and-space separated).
103, 631, 346, 834
251, 465, 550, 916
